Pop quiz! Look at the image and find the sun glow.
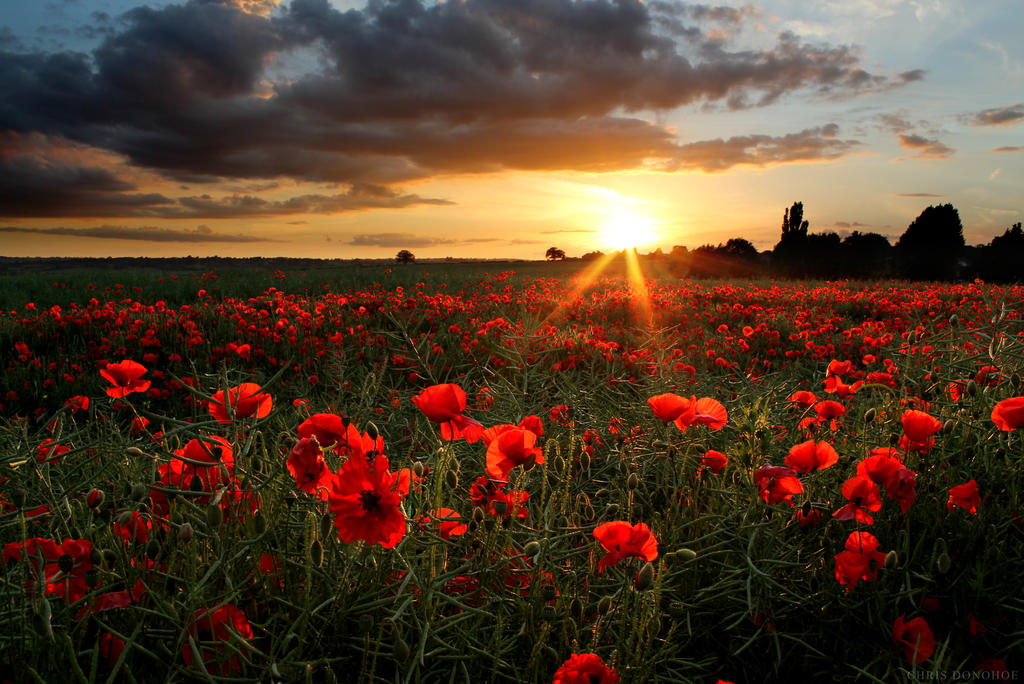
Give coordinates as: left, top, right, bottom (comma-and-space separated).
599, 208, 659, 251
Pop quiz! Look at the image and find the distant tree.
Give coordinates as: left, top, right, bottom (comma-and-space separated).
841, 231, 893, 278
581, 250, 604, 261
395, 249, 416, 264
722, 238, 758, 260
896, 204, 964, 280
974, 222, 1024, 281
773, 201, 811, 277
545, 246, 566, 261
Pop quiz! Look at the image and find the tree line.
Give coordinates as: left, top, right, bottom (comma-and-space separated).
576, 202, 1023, 281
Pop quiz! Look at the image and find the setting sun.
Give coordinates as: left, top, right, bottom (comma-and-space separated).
600, 210, 660, 251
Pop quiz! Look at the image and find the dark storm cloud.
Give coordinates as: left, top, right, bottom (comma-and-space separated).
0, 224, 283, 242
0, 0, 911, 217
966, 103, 1024, 127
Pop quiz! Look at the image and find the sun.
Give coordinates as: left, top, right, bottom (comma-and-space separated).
600, 210, 659, 251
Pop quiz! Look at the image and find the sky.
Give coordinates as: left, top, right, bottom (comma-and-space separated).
0, 0, 1021, 260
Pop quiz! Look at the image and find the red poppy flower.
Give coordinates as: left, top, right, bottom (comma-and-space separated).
64, 395, 89, 413
327, 451, 410, 548
784, 440, 838, 473
485, 427, 543, 480
834, 531, 886, 591
183, 604, 254, 676
692, 397, 728, 430
3, 537, 94, 603
518, 414, 544, 437
98, 632, 126, 670
420, 508, 467, 540
100, 360, 151, 398
593, 521, 658, 572
833, 476, 882, 524
856, 448, 905, 489
992, 396, 1024, 431
947, 479, 980, 514
826, 359, 852, 377
788, 390, 818, 409
647, 393, 695, 427
469, 476, 530, 518
209, 383, 272, 423
113, 511, 152, 544
888, 467, 917, 514
412, 384, 484, 443
901, 409, 941, 444
552, 653, 620, 684
814, 400, 846, 421
287, 437, 330, 498
892, 614, 935, 665
794, 507, 822, 528
296, 413, 347, 450
754, 464, 804, 506
701, 450, 728, 475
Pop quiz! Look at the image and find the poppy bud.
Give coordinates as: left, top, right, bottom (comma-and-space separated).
412, 461, 425, 478
178, 522, 193, 542
863, 408, 876, 423
492, 500, 508, 516
603, 503, 619, 519
541, 584, 557, 602
634, 562, 655, 591
365, 422, 379, 441
580, 452, 591, 472
627, 473, 640, 490
87, 489, 105, 509
125, 446, 146, 458
801, 500, 812, 517
936, 552, 951, 574
569, 598, 583, 619
252, 512, 267, 536
445, 469, 459, 489
524, 541, 541, 558
472, 507, 485, 524
1012, 373, 1022, 390
310, 540, 324, 568
597, 596, 613, 614
130, 482, 148, 502
677, 548, 698, 562
949, 313, 957, 326
319, 513, 333, 540
205, 504, 223, 528
189, 475, 204, 493
84, 568, 100, 588
583, 503, 595, 522
967, 380, 979, 396
102, 549, 118, 567
116, 510, 133, 527
884, 550, 899, 569
90, 549, 103, 566
942, 419, 955, 434
357, 614, 374, 634
392, 637, 410, 663
11, 488, 26, 509
145, 540, 160, 561
57, 554, 74, 574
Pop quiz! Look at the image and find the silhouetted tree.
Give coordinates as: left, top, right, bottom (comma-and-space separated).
974, 222, 1024, 281
545, 247, 566, 261
773, 201, 811, 277
395, 249, 416, 264
580, 250, 604, 261
896, 204, 964, 280
840, 231, 893, 278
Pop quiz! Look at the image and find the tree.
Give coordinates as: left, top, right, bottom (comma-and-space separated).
545, 246, 566, 261
896, 204, 964, 280
395, 249, 416, 264
773, 201, 811, 277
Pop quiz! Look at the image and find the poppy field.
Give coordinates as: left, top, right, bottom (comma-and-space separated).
1, 263, 1023, 683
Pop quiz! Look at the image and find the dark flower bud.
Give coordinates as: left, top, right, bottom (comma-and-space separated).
131, 483, 148, 502
627, 473, 640, 490
579, 452, 591, 471
84, 568, 100, 588
11, 488, 27, 509
801, 500, 813, 516
392, 637, 410, 663
884, 550, 899, 569
145, 540, 160, 561
541, 584, 557, 602
252, 512, 267, 536
597, 596, 613, 614
942, 419, 955, 434
967, 380, 979, 396
205, 504, 223, 528
87, 489, 105, 509
90, 549, 103, 566
125, 447, 146, 458
524, 541, 541, 558
319, 513, 333, 540
357, 614, 374, 634
178, 522, 193, 542
365, 422, 379, 441
492, 500, 508, 516
936, 552, 951, 574
189, 475, 204, 493
445, 469, 459, 489
863, 408, 876, 423
471, 507, 485, 524
677, 548, 698, 562
634, 562, 655, 591
116, 510, 133, 527
412, 461, 425, 478
102, 549, 118, 567
310, 540, 323, 568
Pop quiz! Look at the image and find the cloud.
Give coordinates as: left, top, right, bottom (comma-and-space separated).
896, 132, 955, 159
966, 103, 1024, 127
991, 146, 1022, 153
540, 229, 601, 234
0, 0, 915, 219
893, 192, 942, 197
0, 224, 283, 242
833, 221, 869, 228
666, 124, 861, 172
347, 233, 458, 248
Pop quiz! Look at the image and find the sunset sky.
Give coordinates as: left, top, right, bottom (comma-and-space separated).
1, 0, 1021, 260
